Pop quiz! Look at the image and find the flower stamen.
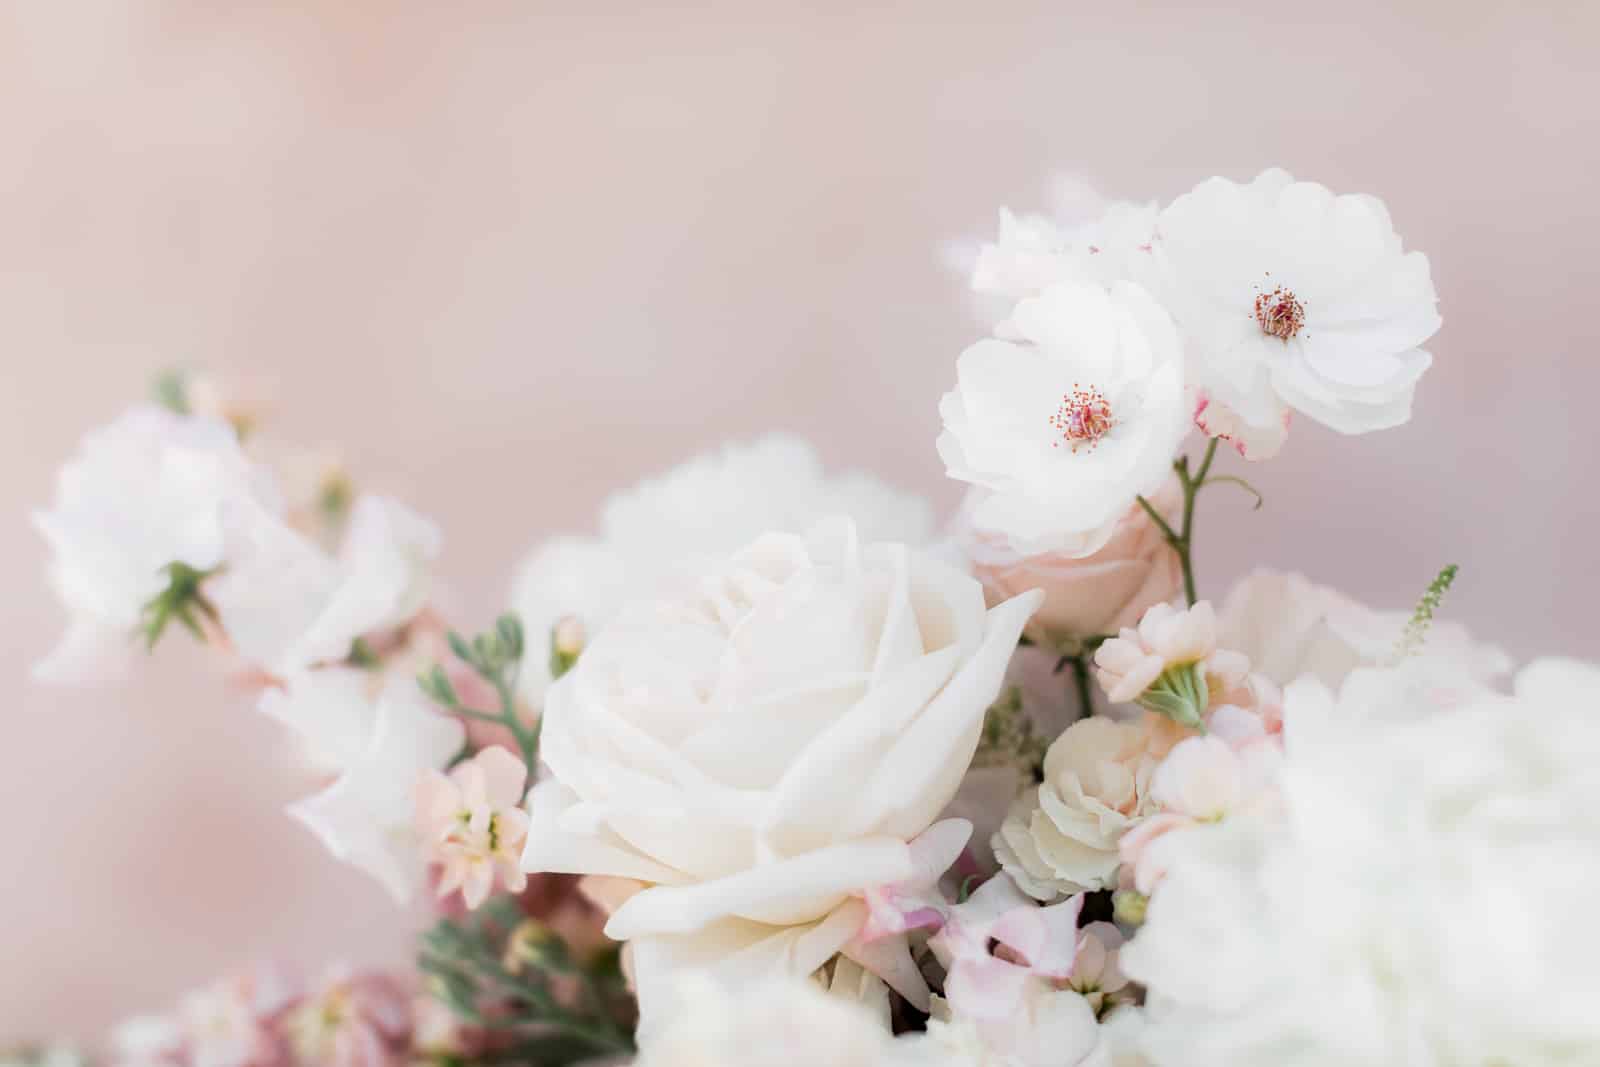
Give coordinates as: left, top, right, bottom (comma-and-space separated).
1253, 285, 1305, 341
1050, 384, 1116, 452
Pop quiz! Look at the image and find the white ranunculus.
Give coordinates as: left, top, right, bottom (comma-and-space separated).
1217, 569, 1510, 690
33, 406, 276, 682
210, 494, 440, 675
1154, 168, 1440, 443
522, 519, 1040, 1016
993, 716, 1165, 900
938, 280, 1187, 558
287, 673, 464, 902
1118, 658, 1600, 1067
509, 434, 933, 703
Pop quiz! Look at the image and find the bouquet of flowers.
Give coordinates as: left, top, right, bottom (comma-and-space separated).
21, 168, 1598, 1067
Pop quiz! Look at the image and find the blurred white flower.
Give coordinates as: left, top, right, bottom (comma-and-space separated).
1217, 569, 1511, 690
522, 518, 1039, 1024
635, 977, 917, 1067
972, 200, 1159, 313
33, 406, 275, 682
1154, 168, 1440, 447
993, 716, 1168, 900
938, 280, 1187, 557
288, 675, 464, 902
1118, 658, 1600, 1067
509, 433, 933, 703
210, 494, 439, 675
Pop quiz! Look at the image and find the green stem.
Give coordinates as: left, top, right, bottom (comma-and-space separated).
1069, 654, 1095, 718
1137, 438, 1220, 608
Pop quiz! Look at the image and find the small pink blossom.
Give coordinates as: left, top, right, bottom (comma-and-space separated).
1094, 600, 1250, 708
415, 745, 530, 910
857, 819, 972, 941
930, 873, 1083, 1021
1192, 387, 1290, 461
283, 972, 412, 1067
1119, 734, 1281, 894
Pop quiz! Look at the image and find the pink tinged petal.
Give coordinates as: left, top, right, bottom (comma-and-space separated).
472, 745, 530, 808
990, 894, 1083, 978
603, 835, 917, 938
842, 925, 933, 1011
945, 955, 1032, 1021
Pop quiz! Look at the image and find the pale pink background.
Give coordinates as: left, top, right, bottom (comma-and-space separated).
2, 0, 1595, 1042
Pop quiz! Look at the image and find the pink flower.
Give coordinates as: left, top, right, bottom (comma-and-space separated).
930, 873, 1083, 1021
415, 746, 530, 910
1093, 601, 1250, 724
1118, 734, 1281, 894
1192, 387, 1290, 461
857, 819, 972, 941
283, 972, 412, 1067
958, 480, 1183, 648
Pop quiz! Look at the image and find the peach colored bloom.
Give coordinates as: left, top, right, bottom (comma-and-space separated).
1093, 602, 1250, 728
416, 746, 530, 910
958, 480, 1183, 649
928, 872, 1082, 1021
282, 972, 411, 1067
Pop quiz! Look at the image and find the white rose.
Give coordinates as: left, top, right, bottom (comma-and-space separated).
522, 519, 1040, 1012
33, 406, 276, 682
509, 434, 933, 703
993, 716, 1164, 900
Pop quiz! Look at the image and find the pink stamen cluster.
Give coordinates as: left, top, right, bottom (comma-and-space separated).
1049, 384, 1116, 451
1253, 283, 1306, 341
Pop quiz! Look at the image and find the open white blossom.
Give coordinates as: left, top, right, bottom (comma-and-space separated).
1217, 569, 1510, 690
288, 674, 464, 902
939, 280, 1187, 558
1118, 658, 1600, 1067
210, 494, 440, 675
509, 434, 933, 702
33, 406, 275, 682
1154, 168, 1440, 448
522, 518, 1039, 1027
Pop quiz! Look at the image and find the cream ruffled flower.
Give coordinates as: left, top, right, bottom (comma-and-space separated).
509, 433, 933, 703
522, 518, 1040, 1031
992, 716, 1168, 900
1154, 168, 1440, 449
1117, 658, 1600, 1067
938, 280, 1187, 558
972, 197, 1159, 310
415, 745, 530, 910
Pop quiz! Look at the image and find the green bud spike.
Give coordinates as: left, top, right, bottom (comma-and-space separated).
1394, 564, 1460, 662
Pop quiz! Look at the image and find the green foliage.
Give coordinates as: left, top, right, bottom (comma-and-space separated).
1395, 564, 1460, 661
138, 562, 219, 651
419, 614, 541, 775
419, 897, 634, 1066
151, 368, 192, 415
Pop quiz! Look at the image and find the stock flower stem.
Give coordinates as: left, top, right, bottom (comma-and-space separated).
1070, 653, 1095, 718
1139, 437, 1220, 607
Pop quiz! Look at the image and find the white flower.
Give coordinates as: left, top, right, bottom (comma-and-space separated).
1154, 168, 1440, 445
1117, 658, 1600, 1067
993, 716, 1165, 900
1217, 569, 1510, 690
938, 280, 1187, 557
509, 434, 933, 703
926, 984, 1110, 1067
210, 494, 440, 675
33, 406, 275, 682
636, 977, 920, 1067
288, 674, 464, 902
522, 518, 1040, 1024
972, 200, 1159, 312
